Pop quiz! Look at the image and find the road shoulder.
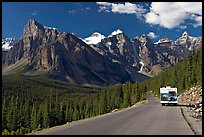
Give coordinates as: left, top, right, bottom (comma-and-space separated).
181, 106, 202, 135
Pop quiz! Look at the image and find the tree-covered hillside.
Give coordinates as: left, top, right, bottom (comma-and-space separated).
141, 46, 202, 96
2, 75, 146, 135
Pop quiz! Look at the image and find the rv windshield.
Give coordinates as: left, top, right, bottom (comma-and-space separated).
169, 91, 176, 96
161, 93, 168, 101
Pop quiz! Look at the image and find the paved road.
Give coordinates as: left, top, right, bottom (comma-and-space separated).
35, 93, 194, 135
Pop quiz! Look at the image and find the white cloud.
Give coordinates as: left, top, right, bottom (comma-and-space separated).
180, 25, 187, 29
111, 2, 146, 14
147, 32, 159, 39
193, 15, 202, 28
96, 2, 146, 17
145, 2, 202, 29
96, 2, 202, 29
67, 6, 90, 15
96, 2, 112, 6
98, 5, 111, 13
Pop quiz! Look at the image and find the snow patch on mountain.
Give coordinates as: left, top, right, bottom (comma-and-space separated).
84, 32, 106, 45
139, 61, 144, 72
108, 29, 123, 37
2, 38, 18, 51
155, 38, 172, 44
44, 26, 58, 30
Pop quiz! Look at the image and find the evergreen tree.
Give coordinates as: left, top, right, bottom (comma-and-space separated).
68, 101, 74, 122
123, 82, 131, 107
54, 92, 60, 125
6, 96, 16, 131
42, 102, 50, 128
110, 90, 116, 110
72, 103, 80, 121
23, 99, 30, 129
117, 84, 124, 108
36, 105, 43, 129
93, 95, 100, 116
2, 98, 7, 130
99, 90, 107, 114
31, 104, 37, 131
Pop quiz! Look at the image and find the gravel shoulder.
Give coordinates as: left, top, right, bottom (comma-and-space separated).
181, 106, 202, 135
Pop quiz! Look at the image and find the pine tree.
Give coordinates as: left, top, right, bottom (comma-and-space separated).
36, 105, 43, 129
54, 92, 60, 125
68, 101, 74, 122
130, 84, 138, 105
2, 98, 7, 130
117, 84, 124, 108
135, 82, 140, 100
65, 105, 69, 122
72, 103, 80, 121
48, 94, 54, 127
6, 96, 16, 131
93, 95, 100, 116
59, 102, 64, 124
123, 82, 131, 107
23, 99, 30, 129
42, 102, 50, 128
31, 104, 37, 131
99, 90, 107, 114
110, 90, 116, 110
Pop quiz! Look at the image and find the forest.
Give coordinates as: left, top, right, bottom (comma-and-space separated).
2, 46, 202, 135
2, 74, 146, 135
141, 46, 202, 96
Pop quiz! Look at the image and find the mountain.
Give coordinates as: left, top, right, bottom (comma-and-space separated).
85, 29, 147, 81
2, 19, 202, 85
154, 31, 202, 66
2, 19, 142, 86
84, 30, 201, 77
175, 31, 202, 51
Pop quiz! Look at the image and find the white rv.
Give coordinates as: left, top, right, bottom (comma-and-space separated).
160, 86, 178, 106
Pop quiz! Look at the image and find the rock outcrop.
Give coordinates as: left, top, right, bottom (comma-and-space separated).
179, 85, 202, 119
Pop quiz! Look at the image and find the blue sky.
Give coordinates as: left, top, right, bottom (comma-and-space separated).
2, 2, 202, 42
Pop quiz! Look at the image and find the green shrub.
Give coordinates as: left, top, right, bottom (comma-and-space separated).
10, 131, 16, 135
2, 129, 10, 135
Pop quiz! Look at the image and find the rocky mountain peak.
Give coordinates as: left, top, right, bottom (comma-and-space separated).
25, 19, 44, 31
23, 19, 45, 38
108, 29, 123, 37
182, 31, 189, 37
175, 31, 191, 47
136, 34, 153, 45
155, 36, 172, 44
